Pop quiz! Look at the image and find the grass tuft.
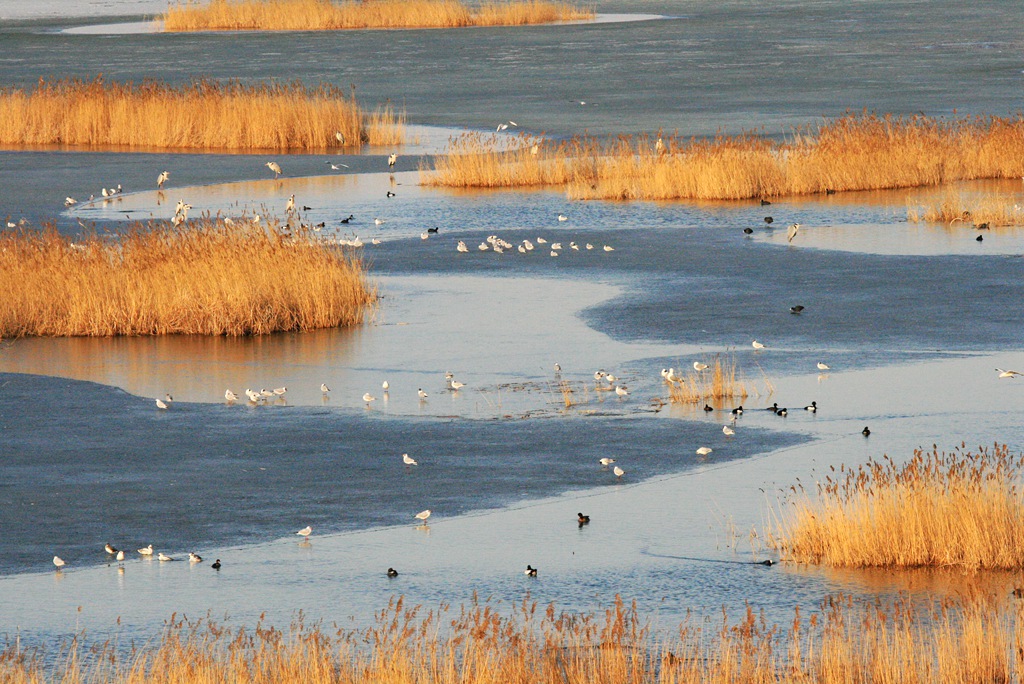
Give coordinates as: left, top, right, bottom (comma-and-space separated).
0, 218, 375, 337
769, 444, 1024, 570
908, 191, 1024, 227
666, 355, 751, 406
163, 0, 593, 31
423, 113, 1024, 200
0, 77, 404, 151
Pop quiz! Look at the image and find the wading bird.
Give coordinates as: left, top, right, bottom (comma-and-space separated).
157, 171, 169, 188
817, 362, 830, 371
388, 153, 397, 169
266, 161, 282, 178
787, 223, 801, 242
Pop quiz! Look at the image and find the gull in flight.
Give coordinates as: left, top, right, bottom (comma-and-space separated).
53, 556, 66, 570
613, 466, 625, 478
817, 362, 830, 371
326, 162, 349, 170
403, 453, 418, 466
296, 526, 312, 539
723, 425, 735, 436
752, 340, 765, 349
787, 223, 801, 242
693, 361, 708, 371
996, 368, 1023, 378
696, 447, 713, 456
157, 171, 169, 189
415, 509, 431, 522
266, 161, 282, 178
599, 457, 616, 466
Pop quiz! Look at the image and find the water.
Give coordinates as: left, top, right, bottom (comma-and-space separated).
1, 0, 1024, 653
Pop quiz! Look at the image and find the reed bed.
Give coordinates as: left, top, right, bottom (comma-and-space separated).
163, 0, 593, 31
422, 113, 1024, 201
0, 218, 375, 337
4, 592, 1024, 683
907, 192, 1024, 226
770, 444, 1024, 570
666, 355, 750, 406
0, 78, 405, 151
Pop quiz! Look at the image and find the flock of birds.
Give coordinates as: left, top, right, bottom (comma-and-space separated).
455, 233, 616, 257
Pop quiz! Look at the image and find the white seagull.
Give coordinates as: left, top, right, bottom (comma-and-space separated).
693, 361, 709, 371
225, 389, 238, 402
189, 552, 202, 563
696, 447, 713, 456
138, 545, 154, 556
450, 380, 466, 390
53, 556, 66, 570
599, 457, 616, 466
817, 362, 830, 371
403, 453, 418, 466
273, 387, 287, 397
996, 368, 1023, 378
286, 195, 295, 212
155, 398, 168, 410
603, 245, 615, 252
382, 380, 390, 391
615, 385, 629, 397
752, 340, 766, 349
415, 509, 431, 522
417, 388, 428, 399
388, 153, 398, 169
116, 550, 125, 562
363, 393, 376, 403
557, 214, 568, 222
158, 552, 174, 561
613, 466, 625, 478
723, 425, 736, 436
321, 383, 331, 393
296, 526, 312, 539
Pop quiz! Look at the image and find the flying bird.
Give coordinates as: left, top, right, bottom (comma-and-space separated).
996, 368, 1023, 378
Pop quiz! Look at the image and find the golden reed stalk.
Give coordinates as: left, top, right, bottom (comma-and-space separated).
163, 0, 593, 31
423, 113, 1024, 200
0, 78, 405, 151
0, 219, 375, 337
3, 593, 1023, 682
666, 355, 750, 406
908, 191, 1024, 226
770, 444, 1024, 570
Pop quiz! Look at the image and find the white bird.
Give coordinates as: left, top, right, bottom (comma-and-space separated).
723, 425, 736, 436
457, 241, 469, 253
696, 447, 713, 456
787, 223, 801, 243
363, 393, 376, 403
260, 388, 275, 399
415, 509, 431, 522
557, 214, 568, 222
155, 398, 168, 410
327, 162, 349, 170
752, 340, 765, 349
105, 543, 118, 554
655, 137, 665, 153
550, 250, 558, 257
102, 187, 109, 197
138, 545, 154, 556
693, 361, 709, 371
388, 153, 398, 169
157, 171, 169, 188
245, 389, 261, 402
420, 232, 430, 240
418, 388, 428, 399
996, 368, 1023, 378
53, 556, 65, 570
551, 242, 562, 250
296, 526, 312, 539
599, 457, 616, 466
536, 237, 548, 244
273, 387, 287, 396
554, 363, 562, 373
116, 550, 124, 561
286, 194, 296, 212
188, 552, 202, 563
403, 453, 418, 466
603, 245, 615, 252
615, 385, 629, 397
320, 383, 331, 394
266, 161, 282, 178
606, 374, 617, 383
817, 362, 830, 371
64, 196, 77, 207
382, 380, 390, 391
335, 131, 345, 144
497, 123, 509, 131
570, 242, 579, 250
375, 218, 386, 226
478, 242, 490, 251
158, 552, 173, 561
450, 380, 466, 390
613, 466, 625, 478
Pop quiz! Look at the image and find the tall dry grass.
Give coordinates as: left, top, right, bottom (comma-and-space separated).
0, 218, 375, 337
163, 0, 593, 31
0, 78, 405, 151
3, 593, 1023, 683
908, 192, 1024, 226
423, 113, 1024, 201
770, 444, 1024, 570
666, 355, 751, 406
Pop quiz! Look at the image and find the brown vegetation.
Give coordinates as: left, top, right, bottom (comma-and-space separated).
770, 444, 1024, 570
907, 192, 1024, 226
666, 355, 751, 406
3, 592, 1024, 682
163, 0, 593, 31
0, 218, 375, 337
422, 113, 1024, 201
0, 78, 405, 151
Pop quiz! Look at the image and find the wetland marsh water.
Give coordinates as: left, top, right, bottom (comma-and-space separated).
1, 0, 1024, 652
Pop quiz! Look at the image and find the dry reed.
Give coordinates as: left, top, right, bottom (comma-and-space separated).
770, 444, 1024, 570
907, 192, 1024, 226
3, 592, 1024, 683
0, 77, 405, 151
422, 113, 1024, 201
666, 355, 750, 406
163, 0, 593, 31
0, 218, 375, 337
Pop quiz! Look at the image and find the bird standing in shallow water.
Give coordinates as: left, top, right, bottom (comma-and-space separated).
53, 556, 65, 570
296, 526, 312, 539
415, 509, 431, 523
157, 171, 169, 189
388, 153, 397, 169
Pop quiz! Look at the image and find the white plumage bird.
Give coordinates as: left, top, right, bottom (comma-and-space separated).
693, 361, 708, 371
415, 509, 431, 522
53, 556, 66, 569
996, 368, 1023, 378
696, 447, 713, 456
296, 526, 312, 539
787, 223, 801, 243
752, 340, 765, 349
613, 466, 625, 478
723, 425, 735, 436
266, 161, 282, 178
403, 453, 418, 466
138, 545, 154, 555
225, 389, 238, 402
363, 393, 376, 403
817, 362, 830, 371
599, 457, 615, 466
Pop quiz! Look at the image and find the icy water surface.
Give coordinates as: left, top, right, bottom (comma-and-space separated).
0, 0, 1023, 650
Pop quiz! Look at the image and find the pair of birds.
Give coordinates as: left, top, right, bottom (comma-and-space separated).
599, 458, 626, 478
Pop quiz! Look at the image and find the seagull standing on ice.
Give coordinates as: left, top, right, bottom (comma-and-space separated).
388, 153, 397, 170
321, 383, 331, 394
418, 388, 428, 399
296, 526, 312, 539
363, 393, 376, 403
53, 556, 66, 570
138, 545, 154, 556
723, 425, 736, 436
752, 340, 765, 350
613, 466, 625, 478
415, 509, 431, 522
225, 389, 238, 402
817, 362, 830, 371
403, 453, 418, 466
